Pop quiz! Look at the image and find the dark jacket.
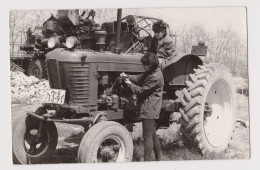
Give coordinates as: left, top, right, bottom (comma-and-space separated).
148, 34, 177, 60
128, 67, 164, 119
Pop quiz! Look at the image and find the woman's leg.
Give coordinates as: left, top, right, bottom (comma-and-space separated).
153, 122, 161, 161
142, 119, 155, 161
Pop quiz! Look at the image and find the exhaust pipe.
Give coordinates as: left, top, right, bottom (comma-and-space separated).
114, 9, 122, 54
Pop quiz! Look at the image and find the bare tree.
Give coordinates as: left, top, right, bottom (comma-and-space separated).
176, 23, 247, 78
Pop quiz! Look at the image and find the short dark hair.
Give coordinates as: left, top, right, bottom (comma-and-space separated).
141, 52, 159, 71
152, 20, 167, 33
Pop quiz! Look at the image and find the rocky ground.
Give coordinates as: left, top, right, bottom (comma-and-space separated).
10, 71, 250, 163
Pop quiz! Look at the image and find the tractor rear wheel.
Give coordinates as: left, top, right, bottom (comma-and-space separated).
178, 63, 236, 155
27, 58, 47, 79
78, 121, 133, 163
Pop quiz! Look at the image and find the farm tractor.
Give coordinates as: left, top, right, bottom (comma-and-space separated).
12, 9, 236, 164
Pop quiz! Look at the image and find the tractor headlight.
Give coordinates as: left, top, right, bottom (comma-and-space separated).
66, 36, 78, 49
47, 37, 60, 49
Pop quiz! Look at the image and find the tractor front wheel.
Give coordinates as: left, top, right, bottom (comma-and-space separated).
78, 121, 133, 163
178, 63, 236, 155
12, 117, 58, 164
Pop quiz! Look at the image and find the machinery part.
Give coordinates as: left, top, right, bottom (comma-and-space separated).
114, 9, 122, 54
10, 60, 25, 72
78, 121, 133, 163
66, 36, 79, 49
94, 30, 107, 52
130, 26, 152, 44
27, 58, 47, 79
111, 94, 120, 110
178, 63, 235, 155
27, 111, 93, 125
48, 37, 60, 49
12, 117, 58, 164
125, 41, 144, 54
126, 26, 152, 54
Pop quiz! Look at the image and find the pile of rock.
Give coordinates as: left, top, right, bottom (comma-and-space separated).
10, 71, 50, 104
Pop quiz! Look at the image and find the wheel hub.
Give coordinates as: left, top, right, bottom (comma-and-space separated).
100, 146, 117, 161
23, 125, 47, 156
97, 137, 123, 162
203, 80, 233, 147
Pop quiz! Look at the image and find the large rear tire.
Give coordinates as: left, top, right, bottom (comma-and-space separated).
178, 63, 236, 155
12, 117, 58, 164
27, 58, 47, 79
78, 121, 133, 163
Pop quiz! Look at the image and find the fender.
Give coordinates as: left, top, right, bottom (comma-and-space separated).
162, 54, 203, 86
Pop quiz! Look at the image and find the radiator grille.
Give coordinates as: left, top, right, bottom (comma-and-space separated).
47, 59, 94, 107
65, 64, 91, 106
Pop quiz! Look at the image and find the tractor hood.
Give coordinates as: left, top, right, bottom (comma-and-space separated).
46, 48, 145, 72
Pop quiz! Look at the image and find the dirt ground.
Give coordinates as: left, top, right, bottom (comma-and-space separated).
11, 93, 250, 163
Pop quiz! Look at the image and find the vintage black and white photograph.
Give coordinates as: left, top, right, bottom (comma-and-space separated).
9, 7, 249, 164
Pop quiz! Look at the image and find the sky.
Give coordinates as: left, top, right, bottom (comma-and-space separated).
135, 7, 247, 41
